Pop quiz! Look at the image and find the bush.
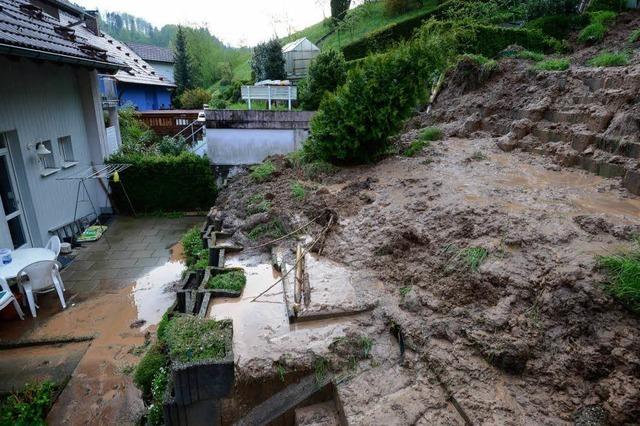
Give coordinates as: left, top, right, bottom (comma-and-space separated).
534, 58, 570, 71
598, 246, 640, 312
578, 22, 606, 43
588, 51, 629, 67
177, 87, 212, 109
523, 0, 579, 20
107, 152, 216, 213
156, 135, 188, 156
206, 270, 246, 291
0, 381, 56, 425
164, 316, 232, 363
251, 39, 285, 81
118, 106, 158, 155
250, 161, 277, 182
181, 227, 203, 267
525, 14, 589, 40
134, 343, 168, 396
299, 50, 348, 111
419, 126, 443, 141
147, 367, 169, 426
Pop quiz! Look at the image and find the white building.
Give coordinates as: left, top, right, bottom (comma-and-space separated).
0, 0, 125, 249
282, 38, 321, 81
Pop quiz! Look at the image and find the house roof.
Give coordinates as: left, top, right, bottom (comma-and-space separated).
0, 0, 124, 71
282, 37, 320, 53
126, 42, 174, 64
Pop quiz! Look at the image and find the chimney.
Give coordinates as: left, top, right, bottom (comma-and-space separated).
84, 10, 100, 36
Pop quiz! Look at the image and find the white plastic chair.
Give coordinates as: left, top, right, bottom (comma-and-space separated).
17, 260, 66, 318
0, 277, 24, 320
45, 236, 61, 258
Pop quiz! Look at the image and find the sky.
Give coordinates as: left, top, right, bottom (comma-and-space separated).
72, 0, 333, 47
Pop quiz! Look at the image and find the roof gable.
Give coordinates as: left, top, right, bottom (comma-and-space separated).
126, 42, 174, 64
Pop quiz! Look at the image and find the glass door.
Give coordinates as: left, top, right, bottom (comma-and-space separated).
0, 135, 29, 249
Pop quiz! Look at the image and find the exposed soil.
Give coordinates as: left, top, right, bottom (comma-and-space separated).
214, 13, 640, 425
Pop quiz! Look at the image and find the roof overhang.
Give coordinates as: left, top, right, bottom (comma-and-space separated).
0, 43, 124, 73
115, 74, 176, 88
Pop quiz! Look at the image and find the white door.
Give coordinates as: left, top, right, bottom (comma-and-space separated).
0, 134, 29, 249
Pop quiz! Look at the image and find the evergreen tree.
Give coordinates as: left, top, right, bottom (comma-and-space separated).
173, 26, 193, 96
330, 0, 351, 21
250, 39, 285, 82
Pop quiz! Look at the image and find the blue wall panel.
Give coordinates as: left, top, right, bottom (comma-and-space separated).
117, 83, 173, 111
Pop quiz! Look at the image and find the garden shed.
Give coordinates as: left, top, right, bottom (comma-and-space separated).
282, 38, 320, 80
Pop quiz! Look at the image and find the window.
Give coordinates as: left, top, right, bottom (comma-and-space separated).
58, 136, 76, 168
40, 140, 56, 170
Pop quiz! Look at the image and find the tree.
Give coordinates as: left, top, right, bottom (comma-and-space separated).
299, 50, 347, 110
330, 0, 351, 21
173, 26, 194, 97
251, 39, 285, 82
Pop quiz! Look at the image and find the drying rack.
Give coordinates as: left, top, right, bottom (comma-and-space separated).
57, 164, 135, 249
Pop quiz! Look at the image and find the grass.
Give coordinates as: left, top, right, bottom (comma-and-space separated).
246, 194, 271, 215
515, 50, 545, 62
206, 270, 246, 292
164, 316, 232, 364
0, 381, 57, 426
404, 140, 428, 157
628, 28, 640, 43
404, 127, 442, 157
287, 150, 337, 181
460, 247, 489, 271
276, 363, 286, 382
588, 51, 629, 67
314, 357, 329, 384
598, 246, 640, 312
534, 58, 570, 71
578, 22, 606, 44
147, 367, 169, 426
133, 343, 168, 396
250, 160, 277, 183
359, 336, 374, 358
291, 181, 307, 200
247, 220, 286, 241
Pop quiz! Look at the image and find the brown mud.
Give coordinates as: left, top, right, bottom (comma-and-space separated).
213, 14, 640, 424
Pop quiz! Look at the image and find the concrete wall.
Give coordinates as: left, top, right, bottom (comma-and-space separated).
0, 57, 106, 248
119, 83, 173, 111
207, 129, 309, 165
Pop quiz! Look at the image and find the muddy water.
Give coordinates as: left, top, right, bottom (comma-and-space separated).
209, 253, 361, 370
132, 260, 185, 330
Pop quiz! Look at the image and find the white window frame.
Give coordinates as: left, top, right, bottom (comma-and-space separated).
58, 136, 77, 169
40, 140, 60, 177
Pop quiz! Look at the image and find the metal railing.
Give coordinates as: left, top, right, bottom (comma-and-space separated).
173, 119, 205, 145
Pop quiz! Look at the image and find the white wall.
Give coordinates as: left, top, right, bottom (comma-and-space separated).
0, 57, 105, 247
150, 62, 175, 84
207, 128, 308, 165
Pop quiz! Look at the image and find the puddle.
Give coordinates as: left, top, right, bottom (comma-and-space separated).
209, 253, 361, 367
132, 260, 185, 330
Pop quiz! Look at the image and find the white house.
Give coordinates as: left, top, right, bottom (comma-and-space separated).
282, 37, 320, 81
0, 0, 125, 249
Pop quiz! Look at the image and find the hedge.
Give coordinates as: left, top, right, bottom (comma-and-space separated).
107, 152, 216, 213
524, 14, 589, 40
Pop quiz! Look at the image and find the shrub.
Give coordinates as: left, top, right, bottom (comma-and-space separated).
291, 181, 306, 200
534, 58, 570, 71
331, 0, 351, 21
107, 152, 216, 213
299, 50, 348, 111
0, 381, 56, 425
181, 227, 203, 267
118, 106, 158, 155
250, 161, 277, 182
525, 14, 589, 40
206, 270, 246, 291
164, 316, 232, 363
177, 87, 212, 109
147, 367, 169, 426
588, 51, 629, 67
523, 0, 579, 20
248, 220, 286, 240
598, 246, 640, 312
156, 136, 188, 156
515, 50, 545, 61
133, 343, 168, 396
419, 126, 443, 141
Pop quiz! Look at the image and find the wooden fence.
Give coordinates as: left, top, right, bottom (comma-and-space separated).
136, 110, 201, 137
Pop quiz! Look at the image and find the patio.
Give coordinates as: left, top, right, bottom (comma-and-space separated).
0, 215, 202, 425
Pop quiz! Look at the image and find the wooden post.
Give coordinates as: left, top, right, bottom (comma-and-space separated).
288, 86, 292, 111
268, 86, 272, 110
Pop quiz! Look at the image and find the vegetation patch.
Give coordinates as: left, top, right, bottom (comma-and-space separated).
246, 195, 271, 215
598, 246, 640, 312
399, 286, 413, 298
248, 220, 286, 241
404, 140, 429, 157
290, 181, 307, 200
628, 28, 640, 44
206, 270, 246, 292
515, 50, 545, 62
578, 11, 616, 44
164, 316, 232, 364
534, 58, 570, 71
250, 161, 277, 183
147, 367, 169, 426
0, 381, 57, 426
419, 126, 444, 142
134, 343, 169, 397
588, 51, 629, 67
461, 247, 489, 271
181, 227, 203, 267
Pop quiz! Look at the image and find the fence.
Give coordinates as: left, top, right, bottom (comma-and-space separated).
137, 110, 202, 137
240, 85, 298, 110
